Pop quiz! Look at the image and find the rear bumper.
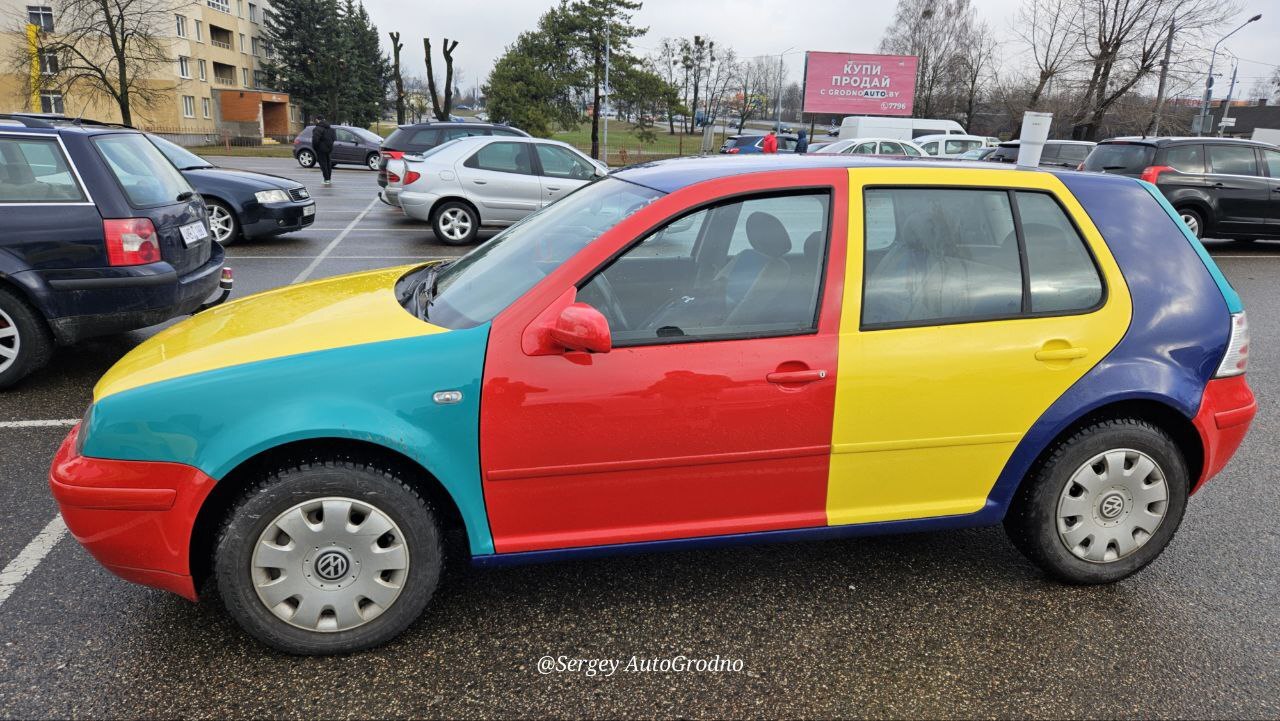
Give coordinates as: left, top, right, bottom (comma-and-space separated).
1191, 375, 1257, 493
15, 243, 225, 344
49, 424, 216, 601
400, 189, 444, 222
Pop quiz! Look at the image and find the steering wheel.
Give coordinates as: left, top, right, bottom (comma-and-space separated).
577, 272, 629, 331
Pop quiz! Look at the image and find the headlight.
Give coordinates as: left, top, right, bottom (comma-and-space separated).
254, 189, 291, 203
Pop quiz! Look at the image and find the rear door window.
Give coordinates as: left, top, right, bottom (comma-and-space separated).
945, 139, 981, 155
439, 127, 487, 144
1207, 145, 1259, 176
1263, 149, 1280, 178
0, 136, 85, 202
1163, 144, 1205, 174
92, 132, 193, 207
407, 128, 441, 148
879, 141, 906, 155
1054, 144, 1091, 164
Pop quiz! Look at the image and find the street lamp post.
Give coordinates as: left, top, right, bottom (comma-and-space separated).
1198, 14, 1261, 136
774, 46, 795, 132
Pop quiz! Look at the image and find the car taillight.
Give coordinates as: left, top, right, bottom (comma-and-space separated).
386, 171, 401, 183
1216, 312, 1249, 377
404, 170, 421, 185
1140, 165, 1175, 184
383, 150, 404, 159
293, 137, 300, 145
726, 147, 739, 154
103, 218, 161, 266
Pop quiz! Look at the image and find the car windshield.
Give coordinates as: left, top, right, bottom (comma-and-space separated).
411, 178, 663, 328
93, 132, 195, 207
146, 134, 213, 170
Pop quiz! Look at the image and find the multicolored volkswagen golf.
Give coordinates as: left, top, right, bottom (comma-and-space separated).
50, 156, 1256, 654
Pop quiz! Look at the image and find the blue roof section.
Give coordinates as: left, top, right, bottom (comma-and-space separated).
611, 154, 1045, 193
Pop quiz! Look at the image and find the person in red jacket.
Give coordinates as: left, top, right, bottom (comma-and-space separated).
762, 131, 778, 154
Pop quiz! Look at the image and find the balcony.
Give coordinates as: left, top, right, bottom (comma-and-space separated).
211, 39, 232, 50
209, 25, 234, 50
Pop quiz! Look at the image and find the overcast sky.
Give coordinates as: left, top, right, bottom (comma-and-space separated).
364, 0, 1278, 100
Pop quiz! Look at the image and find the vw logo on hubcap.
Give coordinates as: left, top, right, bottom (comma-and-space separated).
314, 550, 350, 581
1098, 493, 1125, 520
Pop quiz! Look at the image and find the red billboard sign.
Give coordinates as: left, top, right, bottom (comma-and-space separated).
802, 52, 918, 116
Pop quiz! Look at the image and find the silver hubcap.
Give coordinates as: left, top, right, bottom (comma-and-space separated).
299, 150, 314, 166
368, 153, 380, 170
1056, 449, 1169, 564
207, 204, 234, 243
0, 306, 19, 374
1180, 212, 1200, 237
438, 208, 472, 241
252, 497, 410, 633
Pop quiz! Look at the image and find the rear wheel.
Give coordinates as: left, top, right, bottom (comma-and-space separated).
432, 201, 479, 245
297, 149, 316, 168
1177, 207, 1204, 239
1005, 418, 1188, 584
214, 459, 442, 655
207, 200, 240, 245
366, 152, 380, 171
0, 286, 52, 390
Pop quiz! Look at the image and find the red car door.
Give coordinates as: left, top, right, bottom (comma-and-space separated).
479, 170, 849, 553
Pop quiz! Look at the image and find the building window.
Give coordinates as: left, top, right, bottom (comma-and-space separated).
237, 0, 243, 16
253, 69, 266, 88
40, 92, 63, 114
27, 6, 54, 32
239, 33, 246, 52
175, 14, 186, 37
242, 67, 249, 86
195, 20, 202, 41
178, 56, 190, 79
251, 36, 260, 57
38, 51, 58, 75
263, 40, 275, 59
202, 97, 211, 119
182, 95, 195, 118
206, 0, 229, 13
198, 59, 207, 81
248, 2, 258, 22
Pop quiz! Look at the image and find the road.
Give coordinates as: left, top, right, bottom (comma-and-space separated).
0, 157, 1276, 719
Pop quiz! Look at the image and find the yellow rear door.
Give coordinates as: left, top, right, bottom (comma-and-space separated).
827, 167, 1132, 526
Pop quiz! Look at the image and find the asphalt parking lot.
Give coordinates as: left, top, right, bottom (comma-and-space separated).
0, 157, 1278, 719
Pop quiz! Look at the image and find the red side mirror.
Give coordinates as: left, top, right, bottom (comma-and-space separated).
549, 303, 612, 353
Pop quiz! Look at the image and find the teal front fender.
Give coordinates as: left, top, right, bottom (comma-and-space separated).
82, 325, 496, 555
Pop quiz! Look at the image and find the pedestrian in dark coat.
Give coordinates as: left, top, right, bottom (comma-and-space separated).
795, 130, 809, 155
313, 117, 336, 185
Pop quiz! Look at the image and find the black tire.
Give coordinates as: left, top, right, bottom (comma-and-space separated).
0, 285, 53, 390
296, 148, 316, 168
431, 201, 479, 246
206, 200, 241, 246
214, 459, 442, 655
366, 152, 381, 171
1004, 418, 1189, 585
1176, 207, 1205, 239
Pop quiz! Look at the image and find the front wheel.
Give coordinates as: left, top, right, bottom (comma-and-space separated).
297, 149, 316, 168
207, 200, 240, 245
432, 201, 479, 245
366, 152, 380, 171
1177, 207, 1204, 239
1004, 419, 1188, 584
214, 459, 442, 655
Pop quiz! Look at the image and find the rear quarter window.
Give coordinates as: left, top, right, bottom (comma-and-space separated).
0, 136, 86, 202
93, 132, 193, 207
1084, 144, 1155, 173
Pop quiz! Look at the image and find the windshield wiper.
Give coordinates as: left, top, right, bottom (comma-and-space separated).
409, 262, 450, 320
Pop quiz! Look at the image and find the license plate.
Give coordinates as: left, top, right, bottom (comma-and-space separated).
303, 204, 316, 217
180, 221, 209, 246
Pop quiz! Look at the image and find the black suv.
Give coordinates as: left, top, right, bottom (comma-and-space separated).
377, 121, 529, 187
987, 139, 1096, 168
1083, 137, 1280, 241
0, 115, 225, 388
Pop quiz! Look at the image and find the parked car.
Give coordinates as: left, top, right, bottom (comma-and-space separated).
147, 135, 315, 245
719, 134, 800, 154
0, 114, 225, 388
51, 155, 1253, 654
914, 133, 990, 158
398, 136, 606, 244
838, 115, 966, 140
957, 146, 999, 161
813, 137, 926, 156
806, 141, 834, 153
377, 121, 530, 188
293, 124, 384, 171
1082, 136, 1280, 240
987, 140, 1096, 168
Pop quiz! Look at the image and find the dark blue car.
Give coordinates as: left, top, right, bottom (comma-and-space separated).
146, 134, 315, 245
0, 115, 226, 388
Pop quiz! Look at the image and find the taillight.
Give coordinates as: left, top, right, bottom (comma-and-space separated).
1140, 165, 1175, 184
726, 147, 739, 154
383, 150, 404, 160
386, 171, 401, 183
404, 170, 421, 185
103, 218, 161, 266
1216, 312, 1249, 377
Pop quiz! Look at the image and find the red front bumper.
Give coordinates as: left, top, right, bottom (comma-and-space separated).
1191, 375, 1257, 494
48, 425, 216, 600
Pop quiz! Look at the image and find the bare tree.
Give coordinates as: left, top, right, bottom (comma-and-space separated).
1012, 0, 1081, 113
13, 0, 186, 125
424, 37, 459, 121
389, 32, 405, 124
651, 39, 683, 133
955, 20, 998, 130
879, 0, 975, 118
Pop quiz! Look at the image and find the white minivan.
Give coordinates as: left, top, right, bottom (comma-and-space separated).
838, 116, 965, 141
914, 133, 992, 158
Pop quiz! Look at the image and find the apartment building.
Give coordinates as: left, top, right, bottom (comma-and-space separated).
0, 0, 300, 138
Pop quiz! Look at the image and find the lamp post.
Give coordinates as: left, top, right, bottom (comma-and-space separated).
774, 46, 795, 132
1197, 14, 1261, 135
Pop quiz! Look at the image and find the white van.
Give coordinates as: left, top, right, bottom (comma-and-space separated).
838, 116, 966, 141
913, 133, 992, 158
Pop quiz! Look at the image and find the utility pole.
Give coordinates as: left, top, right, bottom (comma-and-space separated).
774, 53, 785, 131
1218, 56, 1239, 136
603, 25, 610, 165
1149, 19, 1174, 136
1199, 14, 1261, 135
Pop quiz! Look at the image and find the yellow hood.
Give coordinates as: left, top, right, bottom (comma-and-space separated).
94, 265, 446, 401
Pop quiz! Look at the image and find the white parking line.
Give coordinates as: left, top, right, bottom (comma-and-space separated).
291, 196, 380, 284
0, 515, 67, 610
0, 419, 78, 429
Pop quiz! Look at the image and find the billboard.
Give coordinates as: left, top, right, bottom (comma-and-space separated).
802, 52, 918, 116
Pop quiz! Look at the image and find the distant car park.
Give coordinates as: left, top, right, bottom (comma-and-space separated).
813, 137, 926, 157
719, 134, 800, 154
